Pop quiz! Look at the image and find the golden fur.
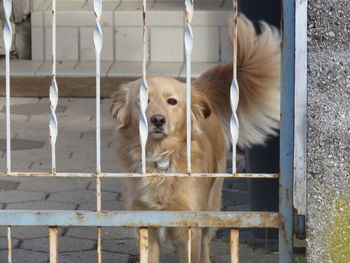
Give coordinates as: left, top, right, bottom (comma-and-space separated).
110, 15, 280, 263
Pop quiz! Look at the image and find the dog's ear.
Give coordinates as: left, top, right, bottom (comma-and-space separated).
110, 84, 130, 128
191, 90, 212, 133
192, 90, 212, 119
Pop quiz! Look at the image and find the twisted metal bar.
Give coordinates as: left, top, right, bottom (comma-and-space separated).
49, 0, 58, 174
184, 0, 194, 173
3, 0, 12, 173
230, 0, 239, 173
139, 0, 149, 174
93, 1, 103, 262
94, 0, 102, 175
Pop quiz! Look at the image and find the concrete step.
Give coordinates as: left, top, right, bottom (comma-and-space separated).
31, 0, 233, 63
0, 60, 224, 97
0, 59, 220, 78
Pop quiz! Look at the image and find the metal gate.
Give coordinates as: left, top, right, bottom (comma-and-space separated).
0, 0, 307, 262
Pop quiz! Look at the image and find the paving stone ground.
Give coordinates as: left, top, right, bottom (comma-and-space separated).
0, 97, 280, 262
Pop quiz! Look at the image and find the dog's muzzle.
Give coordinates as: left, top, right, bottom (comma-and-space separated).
151, 114, 166, 128
150, 128, 166, 138
150, 114, 167, 138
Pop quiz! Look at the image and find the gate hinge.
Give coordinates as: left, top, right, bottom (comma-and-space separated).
293, 208, 306, 239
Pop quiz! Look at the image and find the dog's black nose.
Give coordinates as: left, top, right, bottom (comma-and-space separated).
151, 114, 166, 127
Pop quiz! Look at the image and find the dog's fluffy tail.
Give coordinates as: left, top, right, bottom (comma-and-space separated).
193, 15, 281, 148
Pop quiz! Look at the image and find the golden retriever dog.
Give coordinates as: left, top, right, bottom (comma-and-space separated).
110, 15, 280, 263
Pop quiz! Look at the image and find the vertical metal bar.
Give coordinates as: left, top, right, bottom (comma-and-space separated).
230, 229, 239, 263
184, 0, 194, 237
280, 0, 295, 262
3, 0, 12, 173
96, 175, 102, 209
139, 228, 148, 263
96, 178, 102, 263
184, 0, 193, 173
94, 0, 102, 175
139, 0, 148, 174
49, 0, 58, 174
230, 0, 239, 173
97, 226, 102, 263
7, 226, 12, 263
49, 227, 58, 263
187, 228, 191, 263
94, 1, 103, 261
294, 0, 308, 216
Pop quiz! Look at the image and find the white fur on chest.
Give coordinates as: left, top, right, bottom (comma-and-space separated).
156, 158, 170, 171
146, 151, 173, 172
135, 152, 177, 209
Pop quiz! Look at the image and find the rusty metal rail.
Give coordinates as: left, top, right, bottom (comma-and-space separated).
0, 172, 279, 178
0, 211, 280, 228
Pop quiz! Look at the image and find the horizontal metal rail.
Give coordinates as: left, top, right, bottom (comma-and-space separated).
0, 172, 279, 178
0, 211, 280, 228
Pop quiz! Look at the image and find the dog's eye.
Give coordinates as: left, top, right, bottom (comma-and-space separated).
167, 98, 177, 105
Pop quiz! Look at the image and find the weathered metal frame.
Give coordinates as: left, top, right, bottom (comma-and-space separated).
0, 172, 279, 178
0, 0, 299, 262
294, 0, 308, 217
0, 211, 280, 227
279, 0, 297, 262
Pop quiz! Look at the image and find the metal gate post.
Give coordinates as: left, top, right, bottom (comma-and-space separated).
279, 0, 295, 262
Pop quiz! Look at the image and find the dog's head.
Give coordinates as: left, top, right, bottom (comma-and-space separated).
110, 77, 212, 140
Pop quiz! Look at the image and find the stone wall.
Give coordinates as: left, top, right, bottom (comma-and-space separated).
30, 0, 233, 63
0, 0, 31, 59
307, 0, 350, 262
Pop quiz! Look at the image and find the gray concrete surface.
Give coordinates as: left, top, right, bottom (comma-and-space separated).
0, 97, 279, 262
307, 0, 350, 262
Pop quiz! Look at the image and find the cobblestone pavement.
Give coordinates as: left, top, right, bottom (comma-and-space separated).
0, 97, 278, 262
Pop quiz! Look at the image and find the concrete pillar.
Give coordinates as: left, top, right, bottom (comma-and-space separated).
307, 0, 350, 262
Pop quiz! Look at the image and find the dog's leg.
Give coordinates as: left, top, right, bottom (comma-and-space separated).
200, 228, 213, 263
148, 227, 160, 263
174, 227, 202, 263
190, 228, 202, 263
